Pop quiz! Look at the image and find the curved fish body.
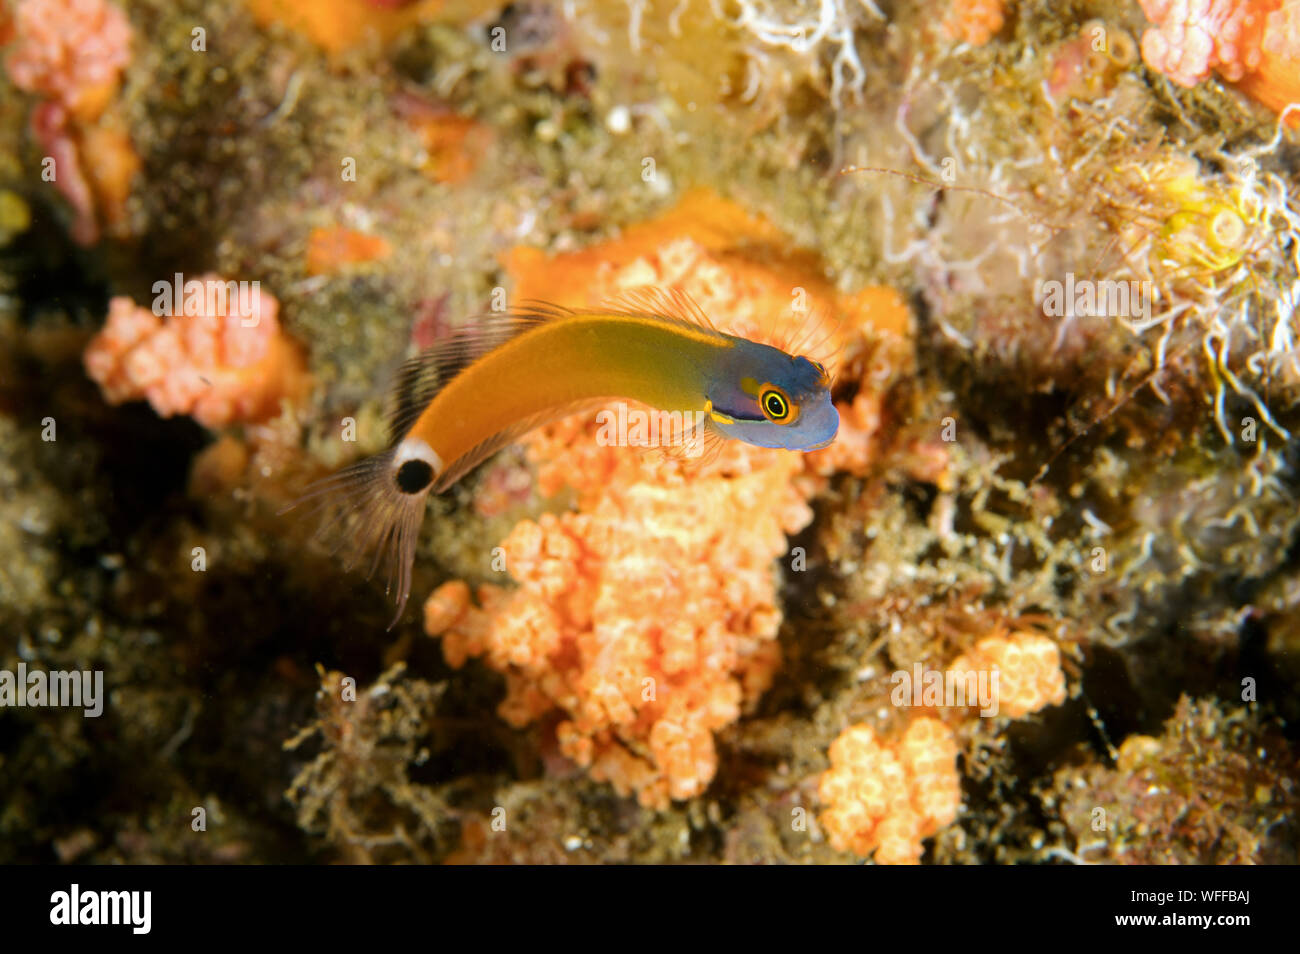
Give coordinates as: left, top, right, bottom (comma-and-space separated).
291, 290, 838, 625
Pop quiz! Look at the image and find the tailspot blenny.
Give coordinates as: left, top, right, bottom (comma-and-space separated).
285, 288, 839, 626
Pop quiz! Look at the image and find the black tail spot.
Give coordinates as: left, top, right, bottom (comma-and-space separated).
395, 458, 434, 494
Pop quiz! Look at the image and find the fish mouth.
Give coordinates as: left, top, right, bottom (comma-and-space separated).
795, 398, 839, 451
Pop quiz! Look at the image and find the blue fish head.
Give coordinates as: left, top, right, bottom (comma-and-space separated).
706, 345, 840, 452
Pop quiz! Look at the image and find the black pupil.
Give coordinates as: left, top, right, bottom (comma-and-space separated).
766, 393, 785, 417
396, 458, 434, 493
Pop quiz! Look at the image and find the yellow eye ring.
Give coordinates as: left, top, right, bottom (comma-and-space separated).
759, 386, 792, 423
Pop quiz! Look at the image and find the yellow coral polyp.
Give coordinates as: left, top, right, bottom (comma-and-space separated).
1151, 162, 1258, 274
818, 718, 961, 864
1160, 205, 1250, 272
948, 630, 1067, 719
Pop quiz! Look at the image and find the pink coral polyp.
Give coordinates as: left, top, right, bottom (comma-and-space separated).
5, 0, 132, 114
84, 276, 306, 429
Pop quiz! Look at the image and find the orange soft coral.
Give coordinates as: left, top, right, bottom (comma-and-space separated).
942, 0, 1005, 46
304, 226, 392, 276
1138, 0, 1300, 124
947, 629, 1067, 719
424, 191, 909, 809
425, 451, 796, 809
1237, 2, 1300, 120
243, 0, 446, 53
818, 718, 961, 864
84, 276, 308, 429
396, 98, 495, 185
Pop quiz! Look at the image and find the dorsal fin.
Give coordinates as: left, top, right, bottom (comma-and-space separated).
386, 310, 551, 443
511, 300, 576, 321
596, 286, 722, 334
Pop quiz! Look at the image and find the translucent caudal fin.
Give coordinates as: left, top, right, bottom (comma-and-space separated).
280, 440, 436, 629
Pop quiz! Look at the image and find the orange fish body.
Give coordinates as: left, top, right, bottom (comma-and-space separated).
290, 291, 837, 625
